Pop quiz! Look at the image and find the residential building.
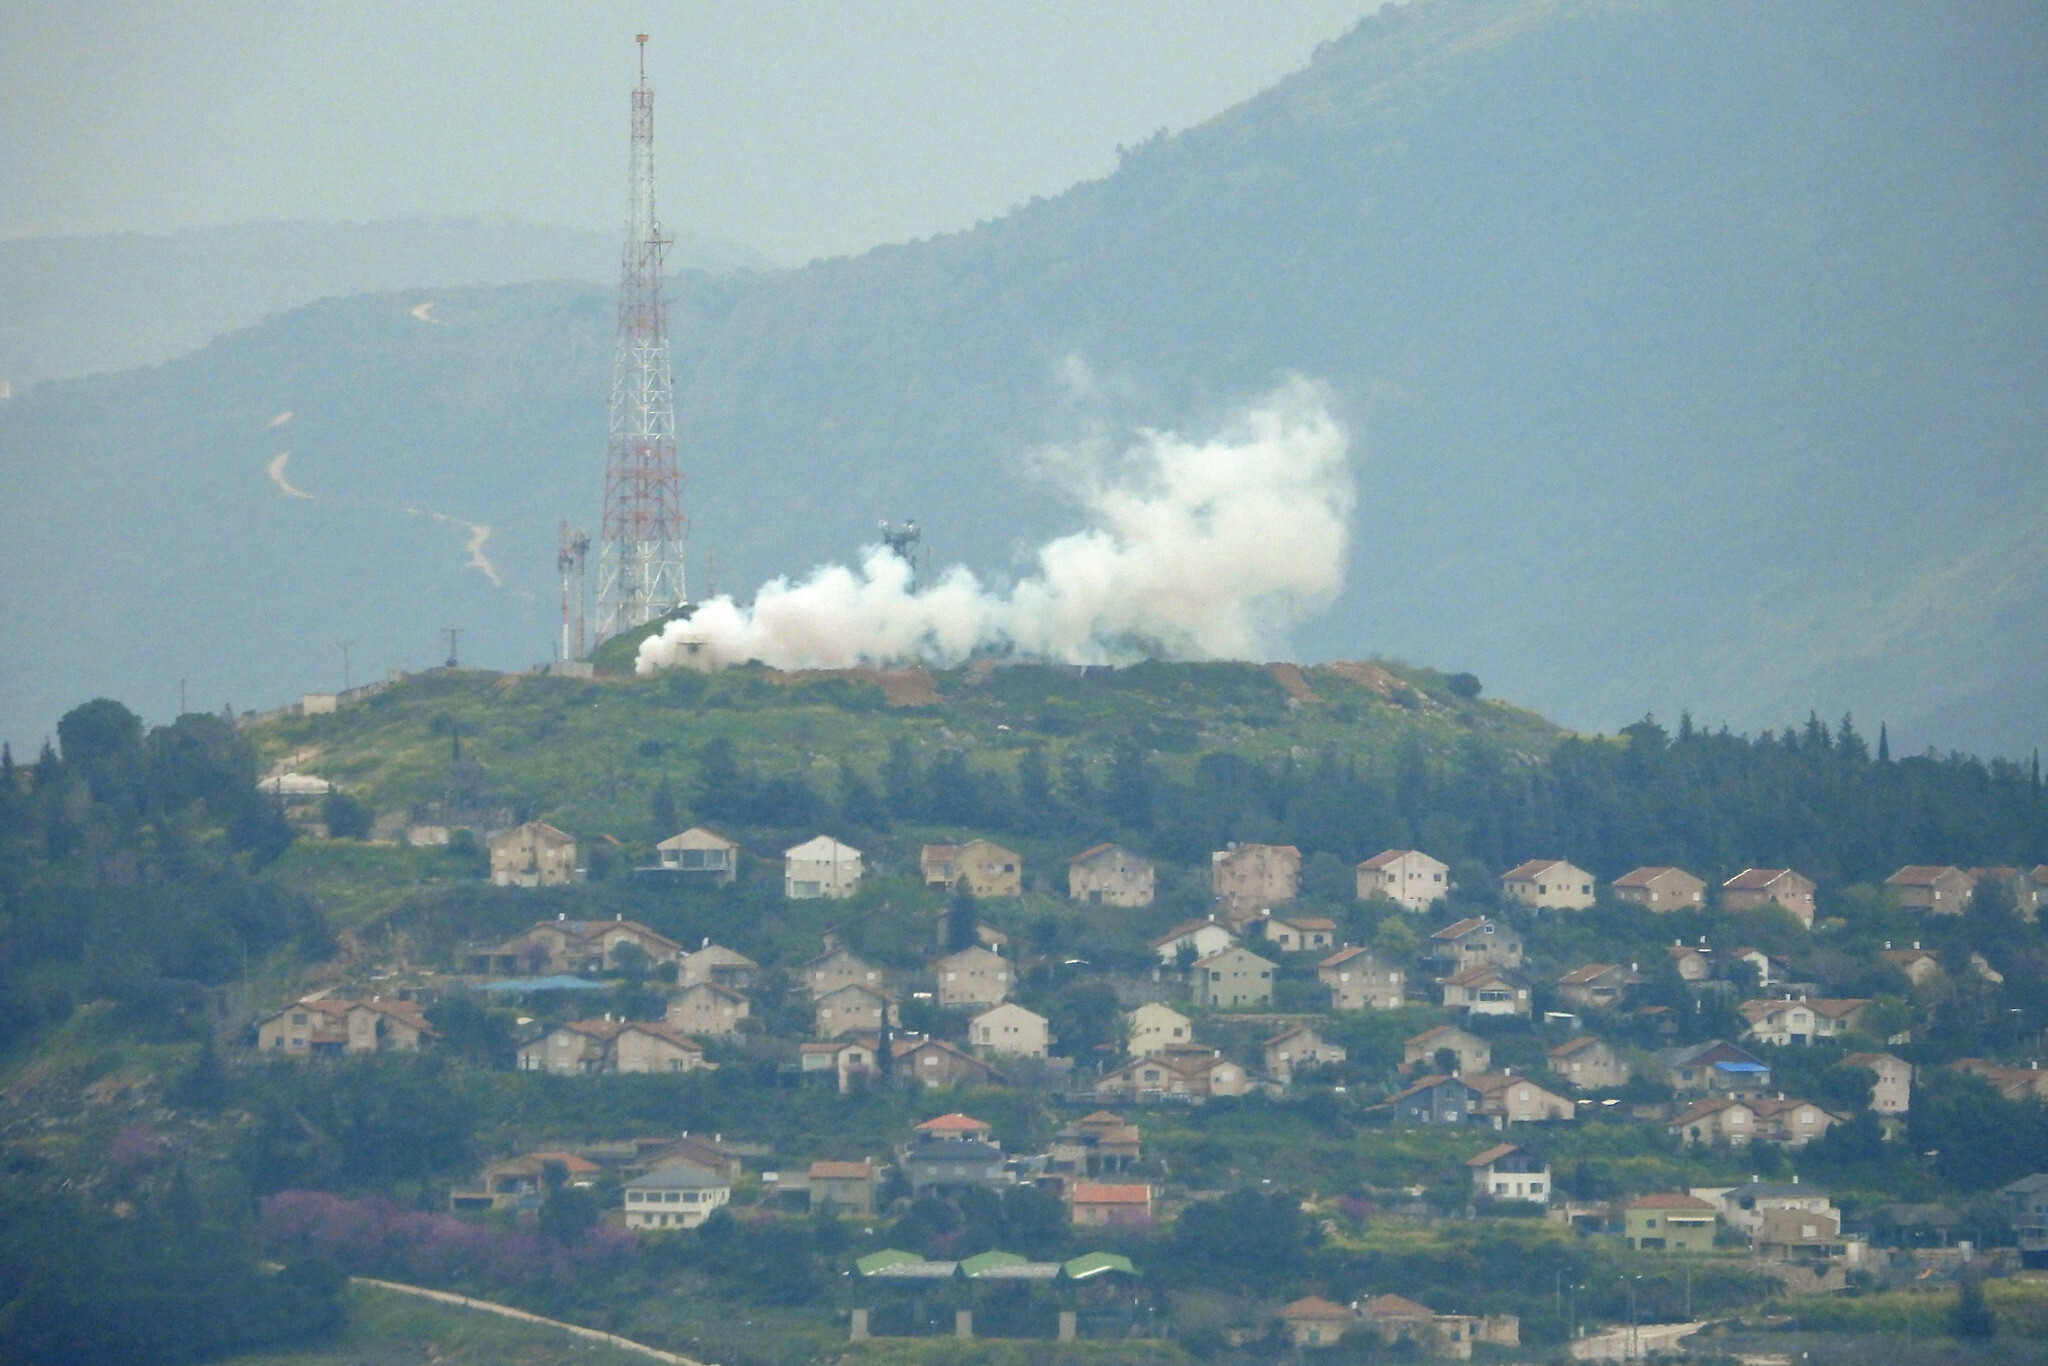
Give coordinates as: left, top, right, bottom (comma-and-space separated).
1067, 844, 1155, 906
1355, 848, 1450, 911
256, 997, 437, 1055
1257, 913, 1337, 954
1357, 1296, 1518, 1360
1048, 1112, 1141, 1176
1279, 1297, 1355, 1348
1547, 1036, 1631, 1090
1885, 864, 1976, 914
1669, 1095, 1840, 1146
1405, 1025, 1490, 1076
901, 1134, 1010, 1196
1702, 1179, 1839, 1239
915, 1112, 995, 1142
1721, 868, 1817, 928
653, 827, 737, 883
623, 1164, 730, 1230
921, 839, 1023, 898
516, 1019, 710, 1075
1998, 1174, 2048, 1268
1660, 1040, 1770, 1094
1441, 963, 1531, 1017
1319, 946, 1405, 1010
1666, 944, 1712, 981
467, 917, 681, 976
799, 1038, 878, 1093
1612, 866, 1708, 912
893, 1037, 1002, 1088
1468, 1143, 1549, 1202
1384, 1074, 1481, 1125
807, 1159, 877, 1215
1739, 997, 1871, 1046
448, 1151, 600, 1212
1882, 944, 1941, 987
489, 821, 578, 887
1464, 1072, 1576, 1125
1843, 1052, 1912, 1114
1095, 1047, 1249, 1102
1729, 946, 1788, 986
815, 983, 898, 1038
1752, 1206, 1861, 1264
934, 945, 1012, 1007
1211, 842, 1300, 916
1070, 1182, 1152, 1227
1191, 945, 1277, 1008
1149, 916, 1237, 965
1263, 1024, 1346, 1084
665, 982, 749, 1036
1429, 917, 1523, 972
1951, 1058, 2048, 1101
784, 835, 863, 899
1499, 859, 1596, 910
803, 946, 883, 998
1126, 1002, 1194, 1056
970, 1003, 1050, 1059
1556, 963, 1642, 1010
678, 943, 758, 991
612, 1022, 712, 1074
1624, 1194, 1718, 1252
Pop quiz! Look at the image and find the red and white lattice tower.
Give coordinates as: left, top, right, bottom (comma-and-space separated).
594, 33, 688, 644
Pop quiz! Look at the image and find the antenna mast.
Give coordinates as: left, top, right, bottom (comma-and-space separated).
594, 32, 688, 644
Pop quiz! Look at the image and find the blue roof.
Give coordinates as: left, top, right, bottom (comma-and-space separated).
478, 975, 605, 992
1715, 1061, 1770, 1072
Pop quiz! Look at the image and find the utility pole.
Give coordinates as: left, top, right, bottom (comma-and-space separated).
444, 627, 460, 669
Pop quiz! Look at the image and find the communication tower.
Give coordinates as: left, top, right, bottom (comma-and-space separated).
557, 522, 591, 661
594, 33, 688, 643
880, 520, 923, 592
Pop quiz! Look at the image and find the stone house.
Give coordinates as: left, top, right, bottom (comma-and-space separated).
799, 1037, 878, 1093
1842, 1051, 1912, 1114
654, 827, 738, 883
807, 1159, 878, 1215
934, 945, 1012, 1007
1210, 842, 1300, 917
1278, 1297, 1354, 1348
1319, 946, 1404, 1010
679, 942, 758, 991
1463, 1072, 1576, 1125
1669, 1095, 1840, 1146
1721, 868, 1817, 927
1355, 848, 1450, 910
815, 983, 898, 1038
921, 839, 1023, 898
1358, 1295, 1518, 1360
1149, 916, 1237, 965
1067, 843, 1155, 906
1556, 963, 1642, 1010
1429, 917, 1523, 972
1885, 864, 1976, 914
1442, 963, 1531, 1017
893, 1036, 1002, 1088
902, 1136, 1010, 1197
1702, 1179, 1840, 1239
468, 917, 682, 976
803, 946, 883, 998
1468, 1143, 1549, 1202
1070, 1182, 1152, 1227
448, 1150, 600, 1212
623, 1163, 730, 1230
1095, 1048, 1249, 1102
1612, 866, 1707, 912
1263, 1024, 1346, 1083
1624, 1194, 1718, 1251
1049, 1112, 1142, 1176
257, 997, 437, 1056
1258, 913, 1337, 954
665, 982, 749, 1036
1547, 1035, 1631, 1089
1191, 945, 1277, 1008
1739, 997, 1871, 1046
1404, 1024, 1490, 1075
1126, 1002, 1194, 1056
1384, 1074, 1481, 1125
1881, 944, 1941, 986
970, 1002, 1050, 1059
1951, 1058, 2048, 1101
515, 1019, 710, 1075
613, 1022, 710, 1073
784, 835, 863, 899
1660, 1039, 1771, 1094
489, 821, 578, 887
1499, 859, 1596, 910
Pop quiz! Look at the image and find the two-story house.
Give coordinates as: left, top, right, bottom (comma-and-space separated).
1067, 844, 1155, 906
1660, 1039, 1770, 1094
1355, 849, 1450, 911
665, 982, 750, 1036
1442, 964, 1531, 1017
679, 943, 758, 991
1149, 916, 1237, 965
1885, 864, 1976, 914
1842, 1051, 1912, 1114
922, 839, 1023, 898
803, 946, 884, 997
489, 821, 578, 887
257, 997, 438, 1056
1126, 1002, 1194, 1056
1500, 859, 1596, 910
1612, 866, 1707, 912
1211, 842, 1300, 918
785, 835, 863, 899
1263, 1024, 1346, 1084
1405, 1024, 1490, 1075
1739, 997, 1871, 1046
1624, 1194, 1718, 1251
1556, 963, 1643, 1010
1429, 917, 1523, 972
1467, 1143, 1550, 1202
653, 826, 738, 883
1721, 868, 1817, 928
1547, 1035, 1631, 1089
623, 1163, 730, 1230
1191, 945, 1277, 1008
970, 1002, 1050, 1059
1318, 946, 1404, 1010
934, 945, 1012, 1007
1464, 1072, 1576, 1126
815, 982, 898, 1038
1384, 1074, 1481, 1125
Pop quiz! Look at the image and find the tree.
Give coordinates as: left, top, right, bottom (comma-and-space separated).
320, 790, 372, 839
1446, 672, 1482, 700
1950, 1275, 1996, 1339
538, 1185, 600, 1244
1169, 1188, 1318, 1291
1372, 915, 1420, 964
650, 777, 680, 839
945, 882, 979, 953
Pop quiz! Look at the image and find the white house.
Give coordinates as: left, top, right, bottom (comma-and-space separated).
655, 827, 738, 883
1355, 849, 1450, 911
1126, 1002, 1194, 1056
623, 1164, 730, 1230
785, 836, 862, 899
1149, 917, 1237, 965
970, 1003, 1051, 1059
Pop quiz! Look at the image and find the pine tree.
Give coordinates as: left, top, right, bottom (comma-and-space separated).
1950, 1276, 1996, 1339
1878, 723, 1891, 763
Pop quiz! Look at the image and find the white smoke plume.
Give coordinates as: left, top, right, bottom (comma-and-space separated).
637, 378, 1352, 675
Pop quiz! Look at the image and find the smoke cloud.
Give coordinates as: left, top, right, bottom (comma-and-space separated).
638, 378, 1352, 675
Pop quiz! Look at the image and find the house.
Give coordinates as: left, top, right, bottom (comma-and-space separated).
1843, 1052, 1912, 1114
803, 946, 884, 998
1070, 1182, 1152, 1227
679, 942, 759, 991
654, 827, 737, 883
1702, 1179, 1840, 1239
1384, 1074, 1481, 1125
256, 997, 437, 1055
1885, 864, 1976, 914
1405, 1025, 1490, 1076
1739, 997, 1871, 1046
1612, 866, 1708, 912
1660, 1040, 1770, 1094
1357, 1295, 1518, 1360
468, 917, 682, 976
785, 835, 863, 899
1463, 1072, 1576, 1125
1729, 945, 1788, 986
1998, 1174, 2048, 1268
1190, 945, 1277, 1008
1666, 943, 1713, 982
1429, 917, 1523, 971
515, 1018, 712, 1075
1319, 946, 1405, 1010
1149, 916, 1237, 965
612, 1022, 712, 1073
1096, 1048, 1249, 1102
970, 1003, 1050, 1059
1263, 1025, 1346, 1084
921, 839, 1023, 898
1882, 944, 1941, 986
1257, 913, 1337, 954
1499, 859, 1596, 910
1126, 1002, 1194, 1056
489, 821, 578, 887
934, 945, 1012, 1007
901, 1134, 1010, 1196
799, 1038, 878, 1093
807, 1159, 878, 1215
1669, 1095, 1840, 1146
1441, 964, 1531, 1017
448, 1151, 600, 1212
1210, 842, 1300, 916
1048, 1112, 1142, 1176
815, 983, 898, 1038
1355, 849, 1450, 911
893, 1036, 1002, 1088
1721, 868, 1817, 928
1068, 844, 1155, 906
1278, 1297, 1355, 1348
1547, 1036, 1631, 1090
623, 1163, 730, 1230
1468, 1143, 1549, 1202
1624, 1194, 1718, 1252
665, 981, 749, 1036
1951, 1058, 2048, 1101
1555, 963, 1642, 1010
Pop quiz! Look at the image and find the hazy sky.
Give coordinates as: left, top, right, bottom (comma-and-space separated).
0, 1, 1375, 263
